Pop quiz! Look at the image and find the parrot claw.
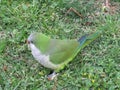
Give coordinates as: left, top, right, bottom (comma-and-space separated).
47, 72, 58, 81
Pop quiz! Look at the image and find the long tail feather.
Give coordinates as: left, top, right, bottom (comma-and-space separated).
78, 30, 103, 49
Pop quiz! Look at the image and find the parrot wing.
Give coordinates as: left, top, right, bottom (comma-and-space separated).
48, 30, 102, 66
47, 39, 79, 65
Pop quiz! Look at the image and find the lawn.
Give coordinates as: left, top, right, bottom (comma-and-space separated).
0, 0, 120, 90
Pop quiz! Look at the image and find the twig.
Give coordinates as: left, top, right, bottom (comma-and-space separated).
65, 7, 83, 18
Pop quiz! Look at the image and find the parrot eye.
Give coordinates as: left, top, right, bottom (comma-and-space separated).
26, 40, 33, 44
31, 41, 33, 43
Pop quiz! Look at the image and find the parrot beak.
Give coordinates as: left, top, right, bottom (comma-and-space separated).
26, 40, 30, 44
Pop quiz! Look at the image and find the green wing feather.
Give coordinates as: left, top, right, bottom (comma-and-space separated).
49, 30, 102, 70
48, 39, 79, 64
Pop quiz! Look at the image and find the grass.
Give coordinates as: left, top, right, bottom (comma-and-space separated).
0, 0, 120, 90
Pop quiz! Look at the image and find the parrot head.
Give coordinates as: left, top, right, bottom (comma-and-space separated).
27, 33, 35, 44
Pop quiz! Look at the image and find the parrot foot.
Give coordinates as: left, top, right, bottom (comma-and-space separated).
47, 71, 58, 81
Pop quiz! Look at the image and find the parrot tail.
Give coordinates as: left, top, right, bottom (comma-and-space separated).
78, 30, 103, 49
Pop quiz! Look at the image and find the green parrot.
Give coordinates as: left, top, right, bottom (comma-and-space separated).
27, 31, 102, 80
